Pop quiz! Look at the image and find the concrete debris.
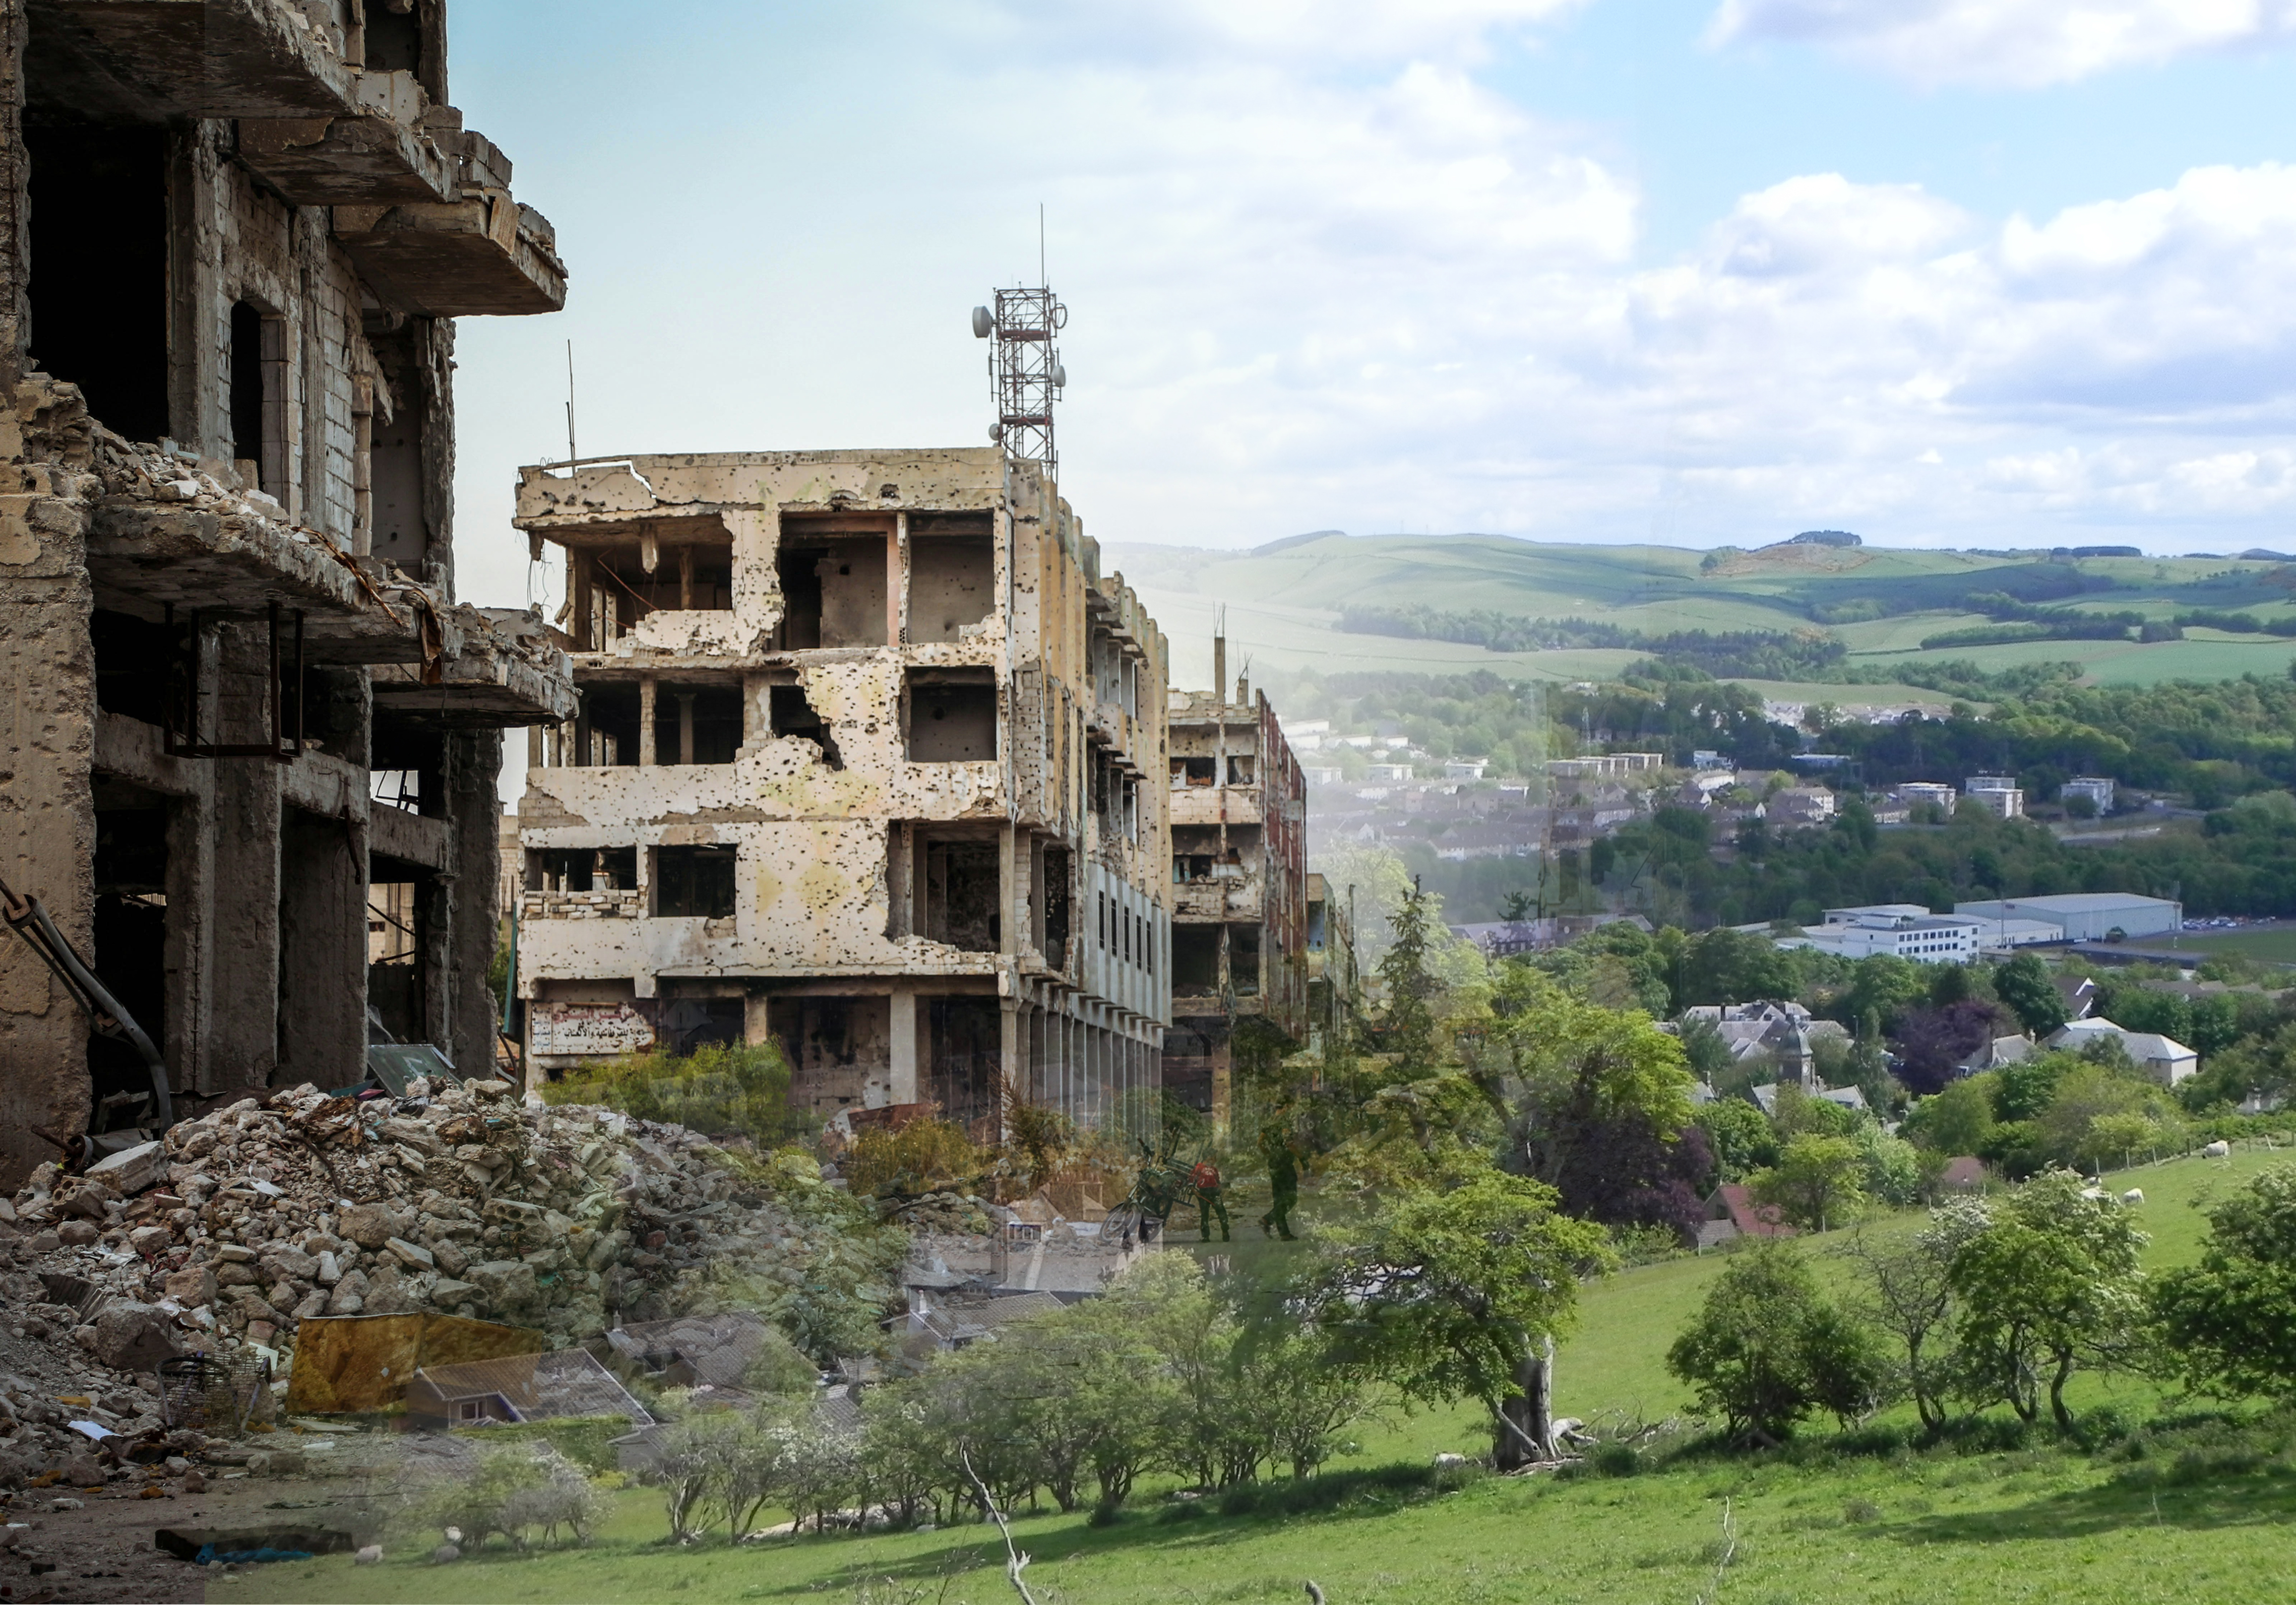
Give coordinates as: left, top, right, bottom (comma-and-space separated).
1, 1076, 901, 1455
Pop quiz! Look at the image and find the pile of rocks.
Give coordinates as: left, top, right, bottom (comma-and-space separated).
0, 1077, 903, 1417
891, 1191, 1000, 1237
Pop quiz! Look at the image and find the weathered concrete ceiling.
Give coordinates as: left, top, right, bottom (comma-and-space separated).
27, 0, 357, 122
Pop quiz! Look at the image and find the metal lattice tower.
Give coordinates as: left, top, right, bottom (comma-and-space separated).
977, 287, 1067, 479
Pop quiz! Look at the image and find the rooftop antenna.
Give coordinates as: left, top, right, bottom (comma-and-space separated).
564, 340, 578, 464
970, 225, 1068, 480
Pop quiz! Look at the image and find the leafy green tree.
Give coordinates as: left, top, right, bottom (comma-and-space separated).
1749, 1134, 1870, 1232
2034, 1062, 2176, 1172
1666, 1241, 1889, 1446
1993, 1050, 2077, 1122
1698, 1097, 1780, 1183
1374, 878, 1442, 1074
1838, 956, 1926, 1039
1948, 1170, 2147, 1433
1905, 1075, 1996, 1156
1991, 953, 2067, 1037
1840, 1198, 1989, 1433
2153, 1165, 2296, 1400
1299, 1172, 1612, 1469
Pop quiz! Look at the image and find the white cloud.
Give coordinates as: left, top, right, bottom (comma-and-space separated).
450, 1, 2296, 646
1708, 0, 2296, 89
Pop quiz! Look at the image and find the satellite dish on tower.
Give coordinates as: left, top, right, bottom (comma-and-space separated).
971, 306, 994, 339
1051, 362, 1067, 390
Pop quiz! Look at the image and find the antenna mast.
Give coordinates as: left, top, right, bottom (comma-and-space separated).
972, 270, 1068, 481
564, 340, 578, 464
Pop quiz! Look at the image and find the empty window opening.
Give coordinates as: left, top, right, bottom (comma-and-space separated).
531, 846, 637, 893
1227, 754, 1256, 785
364, 1, 423, 76
90, 795, 168, 1123
1172, 927, 1219, 996
368, 361, 429, 570
653, 996, 744, 1057
1231, 926, 1261, 995
770, 995, 890, 1114
1174, 854, 1215, 883
774, 537, 886, 650
278, 807, 365, 1083
91, 609, 174, 726
369, 718, 444, 814
1172, 756, 1215, 789
25, 124, 168, 443
908, 533, 995, 643
928, 997, 1002, 1128
921, 839, 999, 952
1040, 847, 1071, 967
366, 873, 421, 1044
228, 300, 285, 499
654, 846, 737, 919
591, 540, 734, 623
906, 670, 996, 763
767, 683, 841, 768
658, 683, 742, 766
579, 681, 640, 766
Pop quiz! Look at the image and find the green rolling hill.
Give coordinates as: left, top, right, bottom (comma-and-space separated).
1111, 533, 2296, 695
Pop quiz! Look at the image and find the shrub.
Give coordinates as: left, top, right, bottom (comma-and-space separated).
541, 1040, 815, 1144
841, 1116, 987, 1200
1666, 1240, 1890, 1446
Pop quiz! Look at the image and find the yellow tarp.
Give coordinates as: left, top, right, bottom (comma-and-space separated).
284, 1313, 546, 1414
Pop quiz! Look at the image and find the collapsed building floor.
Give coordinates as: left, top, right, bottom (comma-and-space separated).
511, 450, 1173, 1130
0, 0, 576, 1189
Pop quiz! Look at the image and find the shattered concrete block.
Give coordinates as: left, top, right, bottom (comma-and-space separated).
315, 1250, 342, 1285
163, 1266, 217, 1307
463, 1259, 538, 1311
259, 1247, 318, 1282
427, 1277, 480, 1305
56, 1221, 98, 1247
337, 1204, 399, 1249
127, 1225, 171, 1256
83, 1141, 168, 1196
88, 1302, 181, 1371
217, 1243, 258, 1263
384, 1237, 435, 1268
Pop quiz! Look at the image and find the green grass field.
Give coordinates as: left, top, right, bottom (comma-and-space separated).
241, 1149, 2296, 1605
2144, 927, 2296, 966
1108, 534, 2296, 693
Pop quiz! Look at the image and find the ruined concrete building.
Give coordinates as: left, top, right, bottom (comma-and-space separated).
1163, 644, 1306, 1127
0, 1, 574, 1187
510, 451, 1172, 1130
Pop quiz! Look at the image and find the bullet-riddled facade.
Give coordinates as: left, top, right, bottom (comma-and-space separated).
0, 1, 572, 1188
1163, 676, 1307, 1126
512, 450, 1170, 1131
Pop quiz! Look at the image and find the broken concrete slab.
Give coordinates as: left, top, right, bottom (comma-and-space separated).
82, 1141, 169, 1196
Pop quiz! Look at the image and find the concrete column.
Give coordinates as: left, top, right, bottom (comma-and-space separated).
638, 675, 657, 768
888, 514, 906, 646
163, 786, 215, 1095
676, 692, 695, 766
208, 625, 283, 1087
888, 985, 918, 1105
679, 545, 694, 610
1211, 1032, 1232, 1142
276, 802, 365, 1089
999, 1000, 1020, 1141
445, 728, 504, 1075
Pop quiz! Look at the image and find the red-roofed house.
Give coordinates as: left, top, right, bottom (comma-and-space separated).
1701, 1183, 1795, 1245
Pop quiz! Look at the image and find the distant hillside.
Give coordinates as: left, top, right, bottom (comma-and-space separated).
1107, 533, 2296, 695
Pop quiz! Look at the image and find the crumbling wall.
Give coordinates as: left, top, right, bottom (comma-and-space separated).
0, 377, 97, 1187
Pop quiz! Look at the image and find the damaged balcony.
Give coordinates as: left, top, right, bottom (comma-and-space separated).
27, 0, 360, 121
84, 431, 576, 721
370, 606, 579, 727
334, 158, 569, 316
236, 71, 456, 205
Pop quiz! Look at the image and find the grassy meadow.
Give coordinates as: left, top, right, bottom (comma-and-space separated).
241, 1147, 2296, 1605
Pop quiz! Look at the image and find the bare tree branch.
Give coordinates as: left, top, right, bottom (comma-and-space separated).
960, 1446, 1037, 1605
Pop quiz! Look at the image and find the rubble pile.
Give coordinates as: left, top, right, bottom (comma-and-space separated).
1, 1078, 905, 1421
890, 1191, 999, 1236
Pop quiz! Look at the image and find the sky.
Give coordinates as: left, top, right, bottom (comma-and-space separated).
445, 0, 2296, 615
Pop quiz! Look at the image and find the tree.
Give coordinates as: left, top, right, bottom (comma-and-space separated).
1666, 1241, 1888, 1446
1697, 1097, 1779, 1183
2034, 1062, 2174, 1172
1892, 1000, 2011, 1096
1299, 1172, 1612, 1470
2153, 1165, 2296, 1400
1458, 969, 1703, 1239
1374, 878, 1442, 1074
1948, 1169, 2147, 1433
1838, 955, 1926, 1040
1840, 1199, 1989, 1433
1992, 953, 2067, 1038
1749, 1134, 1869, 1233
1905, 1075, 1996, 1157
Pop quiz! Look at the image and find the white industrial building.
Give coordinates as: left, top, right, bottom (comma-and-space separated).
1954, 893, 2183, 943
2060, 777, 2117, 813
1786, 906, 1985, 963
1963, 776, 2026, 819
